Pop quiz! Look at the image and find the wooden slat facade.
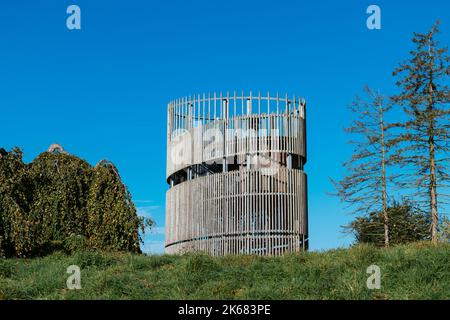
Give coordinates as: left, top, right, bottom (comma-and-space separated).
165, 92, 308, 256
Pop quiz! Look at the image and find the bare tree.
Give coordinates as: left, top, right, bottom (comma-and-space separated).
391, 21, 450, 244
332, 86, 393, 246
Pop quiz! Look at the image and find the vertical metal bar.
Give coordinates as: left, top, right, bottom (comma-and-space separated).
214, 92, 217, 120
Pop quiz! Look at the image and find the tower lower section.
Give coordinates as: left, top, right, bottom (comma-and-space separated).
166, 168, 308, 255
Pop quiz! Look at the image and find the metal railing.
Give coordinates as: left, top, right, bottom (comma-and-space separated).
168, 91, 306, 136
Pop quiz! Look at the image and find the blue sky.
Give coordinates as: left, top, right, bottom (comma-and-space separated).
1, 0, 449, 253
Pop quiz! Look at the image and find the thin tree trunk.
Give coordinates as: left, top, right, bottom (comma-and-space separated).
427, 40, 439, 244
428, 85, 438, 244
379, 102, 389, 247
429, 138, 438, 243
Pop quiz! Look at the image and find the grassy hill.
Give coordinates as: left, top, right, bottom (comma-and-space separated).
0, 242, 449, 300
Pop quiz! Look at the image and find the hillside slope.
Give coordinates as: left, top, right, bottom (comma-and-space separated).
0, 242, 449, 300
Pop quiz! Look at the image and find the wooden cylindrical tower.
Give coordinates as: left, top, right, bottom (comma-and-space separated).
165, 92, 308, 256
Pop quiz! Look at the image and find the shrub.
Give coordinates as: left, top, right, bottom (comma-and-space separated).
0, 147, 152, 258
345, 200, 431, 247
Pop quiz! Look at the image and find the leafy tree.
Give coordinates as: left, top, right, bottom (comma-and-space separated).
86, 160, 145, 253
24, 152, 93, 255
0, 147, 151, 257
332, 86, 395, 246
391, 21, 450, 244
345, 200, 430, 247
0, 148, 27, 257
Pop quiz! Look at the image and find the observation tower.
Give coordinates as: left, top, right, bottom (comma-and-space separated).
165, 92, 308, 256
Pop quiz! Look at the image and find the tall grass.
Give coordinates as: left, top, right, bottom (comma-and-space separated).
0, 242, 448, 300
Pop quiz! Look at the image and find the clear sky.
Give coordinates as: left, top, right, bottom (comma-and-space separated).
1, 0, 449, 253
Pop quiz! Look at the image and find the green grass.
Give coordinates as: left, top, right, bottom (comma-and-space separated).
0, 242, 449, 300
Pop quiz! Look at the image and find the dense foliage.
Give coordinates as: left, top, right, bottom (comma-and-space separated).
0, 147, 149, 258
345, 200, 431, 247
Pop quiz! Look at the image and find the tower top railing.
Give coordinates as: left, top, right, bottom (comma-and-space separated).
167, 91, 306, 135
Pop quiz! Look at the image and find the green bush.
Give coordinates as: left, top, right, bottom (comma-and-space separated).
345, 200, 431, 247
63, 235, 88, 254
0, 147, 151, 258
